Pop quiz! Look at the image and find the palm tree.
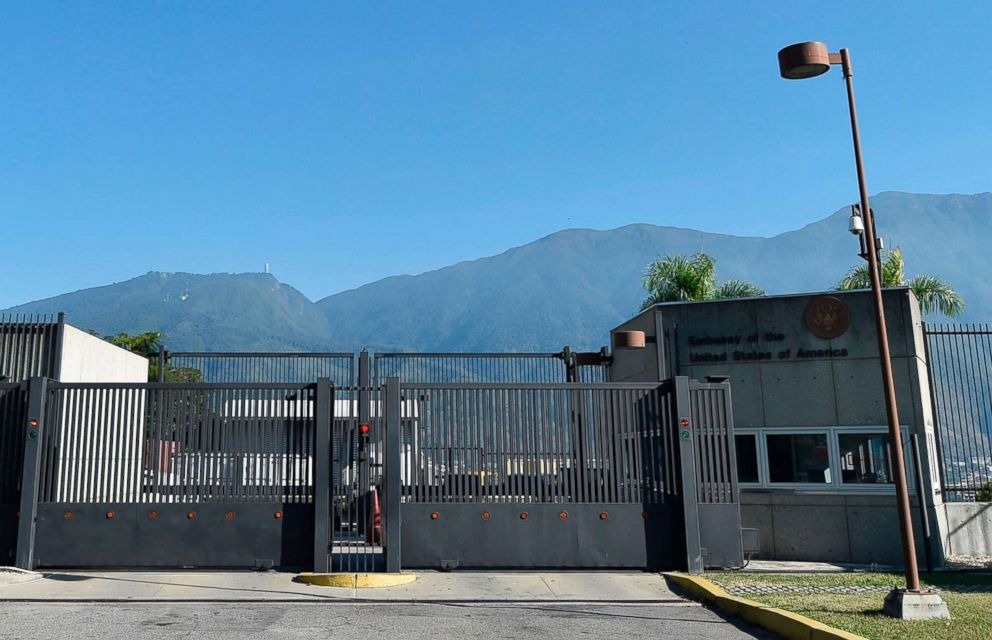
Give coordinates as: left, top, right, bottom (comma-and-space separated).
640, 252, 765, 310
835, 247, 965, 318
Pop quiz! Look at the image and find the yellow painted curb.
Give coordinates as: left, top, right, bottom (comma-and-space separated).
296, 572, 417, 589
662, 573, 868, 640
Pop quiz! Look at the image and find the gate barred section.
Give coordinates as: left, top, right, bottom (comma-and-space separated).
0, 384, 29, 504
375, 353, 569, 385
0, 314, 61, 383
924, 323, 992, 501
162, 352, 355, 386
1, 384, 29, 562
38, 383, 317, 504
689, 383, 738, 505
397, 383, 679, 504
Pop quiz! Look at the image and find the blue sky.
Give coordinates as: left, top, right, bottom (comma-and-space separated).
2, 2, 990, 309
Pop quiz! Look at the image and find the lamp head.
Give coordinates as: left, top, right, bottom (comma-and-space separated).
778, 41, 832, 79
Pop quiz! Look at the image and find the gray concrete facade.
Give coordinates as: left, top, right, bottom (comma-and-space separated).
610, 288, 949, 566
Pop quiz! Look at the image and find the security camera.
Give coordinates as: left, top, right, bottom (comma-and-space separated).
848, 205, 865, 235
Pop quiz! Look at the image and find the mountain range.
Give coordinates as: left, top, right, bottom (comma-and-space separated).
3, 191, 990, 352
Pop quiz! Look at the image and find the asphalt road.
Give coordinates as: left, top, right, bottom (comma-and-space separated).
0, 601, 772, 639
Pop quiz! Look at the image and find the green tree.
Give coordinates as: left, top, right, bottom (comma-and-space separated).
640, 252, 765, 311
835, 247, 965, 318
103, 331, 202, 382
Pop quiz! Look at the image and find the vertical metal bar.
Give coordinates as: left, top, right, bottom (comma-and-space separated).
911, 434, 933, 573
313, 378, 332, 573
15, 377, 47, 569
674, 376, 702, 573
51, 313, 65, 381
384, 377, 402, 572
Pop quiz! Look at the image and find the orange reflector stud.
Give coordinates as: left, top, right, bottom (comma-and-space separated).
29, 419, 39, 428
274, 511, 283, 519
559, 511, 568, 521
226, 511, 236, 521
481, 511, 491, 521
599, 512, 609, 520
63, 511, 72, 520
187, 511, 196, 520
520, 512, 529, 520
359, 423, 370, 434
106, 511, 115, 519
149, 511, 159, 520
430, 511, 439, 520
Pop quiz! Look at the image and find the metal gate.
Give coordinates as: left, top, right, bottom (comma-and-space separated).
1, 383, 29, 564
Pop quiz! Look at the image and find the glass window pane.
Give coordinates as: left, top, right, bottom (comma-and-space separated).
766, 434, 831, 484
839, 432, 895, 485
735, 434, 760, 483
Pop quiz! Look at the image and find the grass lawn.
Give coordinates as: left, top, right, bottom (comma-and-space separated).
707, 572, 992, 640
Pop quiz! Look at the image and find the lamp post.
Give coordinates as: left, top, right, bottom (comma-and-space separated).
777, 42, 948, 619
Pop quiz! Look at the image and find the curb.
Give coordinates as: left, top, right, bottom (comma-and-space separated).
662, 573, 866, 640
295, 572, 418, 589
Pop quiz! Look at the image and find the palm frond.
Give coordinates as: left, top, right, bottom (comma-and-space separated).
907, 274, 966, 318
835, 263, 872, 291
714, 279, 765, 300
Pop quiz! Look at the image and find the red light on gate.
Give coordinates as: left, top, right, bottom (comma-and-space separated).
430, 512, 439, 520
29, 419, 38, 428
274, 511, 283, 519
481, 511, 491, 521
226, 511, 236, 521
599, 512, 609, 520
149, 511, 159, 520
359, 423, 370, 434
520, 512, 529, 520
559, 511, 568, 521
106, 511, 115, 519
680, 419, 690, 427
63, 511, 71, 520
187, 511, 196, 520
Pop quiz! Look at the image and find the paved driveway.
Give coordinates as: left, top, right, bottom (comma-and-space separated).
0, 571, 771, 638
0, 601, 771, 639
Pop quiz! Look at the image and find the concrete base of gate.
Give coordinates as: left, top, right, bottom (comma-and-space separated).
295, 572, 417, 589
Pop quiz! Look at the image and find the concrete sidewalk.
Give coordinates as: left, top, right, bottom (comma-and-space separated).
0, 570, 684, 603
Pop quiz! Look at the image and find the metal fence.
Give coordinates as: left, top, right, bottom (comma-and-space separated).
0, 314, 62, 383
39, 383, 318, 504
924, 323, 992, 501
374, 349, 608, 386
161, 352, 355, 386
397, 382, 679, 504
1, 383, 29, 563
689, 383, 737, 505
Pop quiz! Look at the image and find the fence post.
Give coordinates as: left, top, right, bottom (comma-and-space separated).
157, 349, 167, 383
313, 378, 332, 573
51, 312, 65, 381
384, 376, 402, 572
674, 376, 703, 573
15, 377, 47, 570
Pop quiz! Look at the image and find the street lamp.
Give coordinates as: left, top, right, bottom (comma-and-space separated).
778, 41, 948, 620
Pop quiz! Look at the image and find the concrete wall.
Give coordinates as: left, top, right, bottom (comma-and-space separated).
943, 503, 992, 557
610, 289, 948, 566
57, 325, 149, 383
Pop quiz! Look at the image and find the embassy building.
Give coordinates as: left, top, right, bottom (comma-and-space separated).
610, 287, 960, 566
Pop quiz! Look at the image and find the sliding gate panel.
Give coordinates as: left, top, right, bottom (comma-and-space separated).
0, 383, 28, 564
398, 382, 686, 569
32, 383, 316, 569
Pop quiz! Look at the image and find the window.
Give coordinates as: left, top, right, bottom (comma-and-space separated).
733, 427, 912, 491
735, 434, 760, 484
838, 432, 894, 485
766, 433, 831, 484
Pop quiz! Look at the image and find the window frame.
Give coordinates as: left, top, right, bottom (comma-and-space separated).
734, 426, 914, 493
